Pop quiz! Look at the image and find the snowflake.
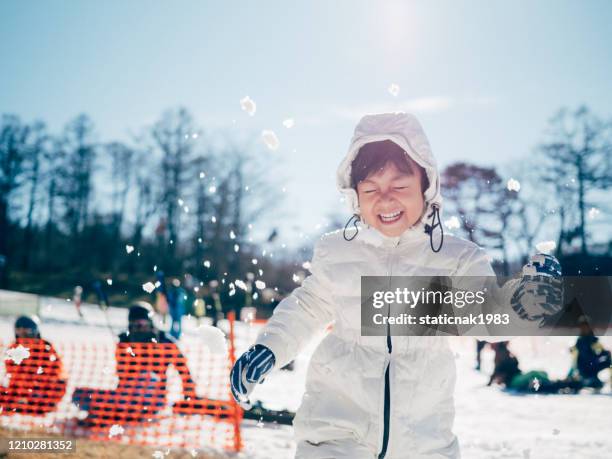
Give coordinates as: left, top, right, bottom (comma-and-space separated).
152, 451, 165, 459
532, 377, 540, 391
255, 280, 266, 290
230, 230, 236, 239
506, 178, 521, 192
235, 280, 247, 291
108, 424, 125, 438
535, 240, 556, 254
257, 416, 264, 428
388, 83, 400, 97
203, 260, 211, 268
36, 366, 44, 375
261, 130, 280, 151
5, 345, 30, 365
234, 244, 240, 253
588, 207, 600, 220
282, 118, 295, 128
208, 185, 217, 194
106, 278, 113, 285
240, 96, 256, 116
292, 273, 301, 283
444, 216, 461, 230
302, 261, 311, 270
199, 171, 205, 179
251, 258, 258, 265
211, 216, 216, 223
125, 245, 135, 254
126, 347, 136, 357
142, 282, 156, 294
178, 198, 184, 206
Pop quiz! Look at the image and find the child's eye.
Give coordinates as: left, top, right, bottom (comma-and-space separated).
394, 186, 408, 190
363, 190, 377, 194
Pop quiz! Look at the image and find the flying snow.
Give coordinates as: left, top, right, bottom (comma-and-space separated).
535, 240, 556, 254
261, 130, 280, 151
388, 83, 400, 97
199, 325, 227, 355
240, 96, 257, 116
507, 178, 521, 192
108, 424, 125, 438
444, 216, 461, 230
255, 280, 266, 290
5, 345, 30, 365
588, 207, 600, 220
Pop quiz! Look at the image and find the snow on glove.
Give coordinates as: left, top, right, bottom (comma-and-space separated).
230, 344, 275, 409
511, 253, 564, 322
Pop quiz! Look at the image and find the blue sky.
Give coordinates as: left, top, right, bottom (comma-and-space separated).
1, 1, 611, 247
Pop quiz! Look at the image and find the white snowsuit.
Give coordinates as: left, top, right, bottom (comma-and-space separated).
256, 113, 522, 458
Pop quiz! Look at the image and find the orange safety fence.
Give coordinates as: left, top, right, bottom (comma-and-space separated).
0, 312, 243, 453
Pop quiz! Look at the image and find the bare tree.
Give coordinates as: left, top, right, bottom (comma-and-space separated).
538, 106, 612, 255
0, 115, 31, 271
59, 114, 97, 243
21, 121, 49, 269
441, 162, 504, 247
150, 108, 198, 264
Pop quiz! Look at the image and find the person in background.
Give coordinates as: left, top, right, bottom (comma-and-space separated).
167, 278, 187, 340
568, 315, 611, 389
71, 302, 198, 425
488, 349, 581, 394
0, 315, 67, 415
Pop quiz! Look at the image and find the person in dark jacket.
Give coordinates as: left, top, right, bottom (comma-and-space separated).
568, 316, 611, 389
1, 316, 67, 415
71, 302, 198, 425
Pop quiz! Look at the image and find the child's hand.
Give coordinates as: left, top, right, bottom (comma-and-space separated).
511, 254, 563, 322
230, 344, 275, 410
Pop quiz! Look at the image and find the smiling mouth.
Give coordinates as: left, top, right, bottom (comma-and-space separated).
378, 210, 403, 224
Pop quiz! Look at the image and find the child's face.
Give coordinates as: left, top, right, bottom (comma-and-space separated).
356, 161, 425, 237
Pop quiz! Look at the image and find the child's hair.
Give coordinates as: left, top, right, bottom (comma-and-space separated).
350, 140, 429, 192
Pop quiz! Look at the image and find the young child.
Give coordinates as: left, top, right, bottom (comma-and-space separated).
230, 113, 562, 458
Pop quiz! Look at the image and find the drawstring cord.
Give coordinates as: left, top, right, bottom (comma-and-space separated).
424, 203, 444, 253
343, 214, 361, 241
343, 204, 443, 253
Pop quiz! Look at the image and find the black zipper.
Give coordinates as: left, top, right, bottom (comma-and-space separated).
378, 359, 391, 459
378, 247, 395, 459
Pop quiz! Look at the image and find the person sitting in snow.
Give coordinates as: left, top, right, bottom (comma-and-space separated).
488, 350, 582, 394
72, 302, 198, 425
0, 315, 67, 415
230, 113, 565, 458
567, 315, 611, 389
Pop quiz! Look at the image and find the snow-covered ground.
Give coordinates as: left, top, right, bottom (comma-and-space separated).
1, 297, 611, 458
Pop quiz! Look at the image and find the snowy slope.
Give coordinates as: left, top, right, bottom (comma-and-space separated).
1, 298, 611, 459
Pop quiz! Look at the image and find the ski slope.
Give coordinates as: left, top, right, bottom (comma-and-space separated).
1, 297, 611, 459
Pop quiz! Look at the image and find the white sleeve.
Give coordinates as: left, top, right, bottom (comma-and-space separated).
255, 238, 335, 367
453, 246, 537, 341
